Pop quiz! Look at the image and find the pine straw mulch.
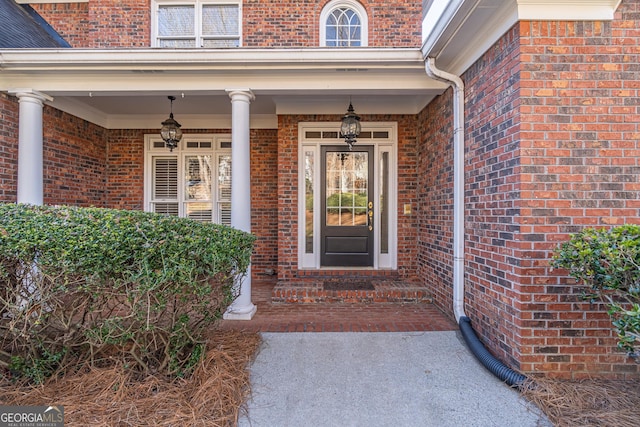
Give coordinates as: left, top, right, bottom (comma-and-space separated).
521, 377, 640, 427
0, 329, 261, 427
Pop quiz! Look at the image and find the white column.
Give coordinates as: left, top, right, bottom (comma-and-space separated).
223, 89, 257, 320
9, 89, 53, 205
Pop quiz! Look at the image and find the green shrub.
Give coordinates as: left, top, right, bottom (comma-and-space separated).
0, 203, 255, 383
552, 225, 640, 359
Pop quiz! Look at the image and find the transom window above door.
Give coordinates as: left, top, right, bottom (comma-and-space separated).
320, 0, 368, 47
153, 0, 241, 48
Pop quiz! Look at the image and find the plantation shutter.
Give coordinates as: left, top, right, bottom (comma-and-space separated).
152, 157, 179, 216
217, 154, 231, 225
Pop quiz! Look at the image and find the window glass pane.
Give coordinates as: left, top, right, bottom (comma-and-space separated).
153, 202, 179, 216
158, 39, 196, 48
203, 39, 240, 48
326, 8, 361, 47
185, 155, 212, 201
158, 5, 194, 37
380, 152, 389, 254
202, 5, 239, 36
305, 150, 314, 253
186, 202, 213, 222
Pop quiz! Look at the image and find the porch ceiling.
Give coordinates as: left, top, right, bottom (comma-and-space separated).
0, 48, 448, 129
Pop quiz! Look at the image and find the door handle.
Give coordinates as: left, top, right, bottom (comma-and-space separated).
367, 201, 373, 231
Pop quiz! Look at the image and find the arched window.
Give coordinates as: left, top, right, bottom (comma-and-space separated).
320, 0, 368, 47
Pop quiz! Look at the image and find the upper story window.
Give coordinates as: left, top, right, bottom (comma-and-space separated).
320, 0, 368, 47
153, 0, 241, 48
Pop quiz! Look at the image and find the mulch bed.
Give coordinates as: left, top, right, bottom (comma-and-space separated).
1, 329, 261, 426
2, 330, 639, 427
521, 377, 640, 427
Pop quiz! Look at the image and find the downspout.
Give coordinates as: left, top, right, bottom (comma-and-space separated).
424, 57, 527, 388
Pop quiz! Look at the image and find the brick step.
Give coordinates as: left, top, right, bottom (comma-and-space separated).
272, 279, 432, 304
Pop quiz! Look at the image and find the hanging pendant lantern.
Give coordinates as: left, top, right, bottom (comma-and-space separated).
340, 101, 361, 150
160, 96, 182, 152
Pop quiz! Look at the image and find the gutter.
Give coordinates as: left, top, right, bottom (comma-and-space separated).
424, 57, 527, 388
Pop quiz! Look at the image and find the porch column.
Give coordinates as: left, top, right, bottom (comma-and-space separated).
9, 89, 53, 205
223, 89, 257, 320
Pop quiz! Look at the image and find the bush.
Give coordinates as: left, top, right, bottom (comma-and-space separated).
0, 203, 255, 383
552, 225, 640, 359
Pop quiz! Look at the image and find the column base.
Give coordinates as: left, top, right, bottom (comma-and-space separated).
223, 303, 257, 320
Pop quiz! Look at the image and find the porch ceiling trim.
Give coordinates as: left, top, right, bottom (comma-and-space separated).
0, 48, 428, 71
1, 48, 447, 129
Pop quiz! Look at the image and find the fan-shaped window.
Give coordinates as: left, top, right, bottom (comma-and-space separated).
320, 1, 368, 47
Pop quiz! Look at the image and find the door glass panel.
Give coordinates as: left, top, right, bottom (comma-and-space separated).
325, 152, 368, 227
304, 150, 314, 253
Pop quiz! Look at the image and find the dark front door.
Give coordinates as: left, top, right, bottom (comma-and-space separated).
321, 145, 374, 267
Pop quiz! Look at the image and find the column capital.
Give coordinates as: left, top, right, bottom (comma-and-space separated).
226, 89, 255, 102
8, 88, 54, 105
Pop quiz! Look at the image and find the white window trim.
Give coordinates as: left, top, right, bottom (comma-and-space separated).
298, 122, 397, 270
144, 134, 232, 224
319, 0, 368, 47
151, 0, 242, 48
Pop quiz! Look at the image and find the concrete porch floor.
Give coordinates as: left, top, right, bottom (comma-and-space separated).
219, 277, 457, 333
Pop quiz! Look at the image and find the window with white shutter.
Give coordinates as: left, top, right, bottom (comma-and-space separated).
145, 135, 231, 224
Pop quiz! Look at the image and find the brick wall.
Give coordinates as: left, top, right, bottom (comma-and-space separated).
32, 0, 150, 47
30, 2, 89, 48
416, 89, 454, 316
33, 0, 420, 48
0, 94, 19, 203
102, 127, 280, 278
250, 129, 279, 276
105, 129, 147, 211
244, 0, 421, 47
463, 25, 524, 372
516, 0, 640, 378
42, 106, 108, 207
419, 0, 640, 379
277, 113, 420, 281
0, 95, 108, 206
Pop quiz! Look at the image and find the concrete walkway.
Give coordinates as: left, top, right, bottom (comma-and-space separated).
239, 332, 551, 427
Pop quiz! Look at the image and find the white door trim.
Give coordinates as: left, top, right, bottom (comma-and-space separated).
297, 122, 398, 270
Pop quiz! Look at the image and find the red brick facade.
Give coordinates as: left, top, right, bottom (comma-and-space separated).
0, 94, 18, 203
276, 114, 420, 282
33, 0, 420, 48
4, 0, 639, 378
418, 2, 640, 379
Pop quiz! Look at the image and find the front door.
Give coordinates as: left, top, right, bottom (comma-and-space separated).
321, 145, 374, 266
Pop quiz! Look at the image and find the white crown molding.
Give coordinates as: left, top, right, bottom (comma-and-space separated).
517, 0, 622, 20
422, 0, 622, 75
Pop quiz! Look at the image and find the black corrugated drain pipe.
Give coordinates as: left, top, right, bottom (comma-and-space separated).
459, 316, 528, 389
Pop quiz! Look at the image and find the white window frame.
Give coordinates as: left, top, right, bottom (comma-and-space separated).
151, 0, 242, 48
319, 0, 368, 47
144, 134, 232, 225
298, 122, 397, 270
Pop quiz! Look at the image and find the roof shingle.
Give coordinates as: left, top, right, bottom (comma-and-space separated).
0, 0, 70, 48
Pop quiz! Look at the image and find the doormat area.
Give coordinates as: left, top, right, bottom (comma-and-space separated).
323, 280, 375, 291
